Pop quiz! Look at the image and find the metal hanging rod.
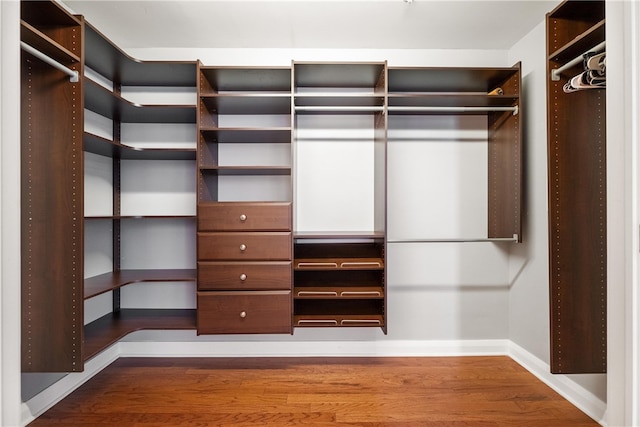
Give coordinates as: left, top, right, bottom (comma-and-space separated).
295, 106, 384, 112
295, 105, 518, 115
388, 235, 519, 243
551, 41, 606, 81
387, 105, 518, 116
20, 41, 79, 83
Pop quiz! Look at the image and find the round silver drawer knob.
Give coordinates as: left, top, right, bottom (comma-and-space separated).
240, 214, 247, 221
240, 273, 247, 281
240, 311, 247, 318
239, 244, 247, 251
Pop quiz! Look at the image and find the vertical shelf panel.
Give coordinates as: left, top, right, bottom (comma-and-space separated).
488, 64, 522, 241
21, 5, 84, 372
546, 0, 606, 374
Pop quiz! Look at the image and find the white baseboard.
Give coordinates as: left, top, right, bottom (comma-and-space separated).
21, 339, 605, 426
119, 339, 510, 358
508, 341, 607, 426
20, 344, 120, 426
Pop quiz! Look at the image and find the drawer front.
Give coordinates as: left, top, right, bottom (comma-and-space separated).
198, 202, 292, 231
198, 232, 292, 261
198, 261, 292, 291
197, 291, 292, 334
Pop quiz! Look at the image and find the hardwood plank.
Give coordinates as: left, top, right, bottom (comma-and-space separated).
28, 357, 599, 426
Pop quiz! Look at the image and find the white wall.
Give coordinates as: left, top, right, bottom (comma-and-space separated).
605, 1, 637, 426
1, 1, 23, 425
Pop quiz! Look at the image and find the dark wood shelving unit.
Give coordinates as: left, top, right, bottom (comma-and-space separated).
387, 65, 522, 241
21, 2, 201, 372
21, 0, 85, 373
22, 1, 527, 364
196, 64, 293, 335
292, 61, 388, 332
546, 0, 606, 374
293, 236, 386, 329
79, 19, 199, 367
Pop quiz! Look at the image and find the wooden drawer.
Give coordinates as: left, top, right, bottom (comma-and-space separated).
198, 261, 292, 291
198, 202, 292, 231
197, 291, 292, 334
198, 232, 292, 261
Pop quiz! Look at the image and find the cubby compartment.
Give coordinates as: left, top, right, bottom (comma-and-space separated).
293, 238, 386, 330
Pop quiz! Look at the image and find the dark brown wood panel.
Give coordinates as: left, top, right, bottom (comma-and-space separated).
198, 261, 292, 291
197, 291, 292, 334
21, 18, 84, 372
487, 65, 522, 241
198, 202, 292, 231
546, 0, 606, 374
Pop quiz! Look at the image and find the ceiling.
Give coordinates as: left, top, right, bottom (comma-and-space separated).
61, 0, 560, 50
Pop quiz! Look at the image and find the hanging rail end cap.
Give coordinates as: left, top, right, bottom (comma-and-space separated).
70, 71, 79, 83
512, 105, 519, 116
551, 69, 561, 81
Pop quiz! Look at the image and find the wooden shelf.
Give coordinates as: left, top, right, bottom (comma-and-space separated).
20, 20, 80, 64
199, 166, 291, 176
83, 309, 197, 361
295, 258, 384, 270
84, 132, 196, 160
85, 79, 196, 123
294, 314, 384, 328
294, 286, 384, 299
84, 22, 196, 87
388, 67, 518, 93
200, 94, 291, 114
85, 269, 197, 299
294, 94, 385, 107
199, 67, 291, 92
294, 231, 385, 240
546, 0, 605, 55
387, 94, 518, 109
200, 127, 291, 143
21, 1, 83, 59
294, 62, 386, 88
85, 215, 195, 220
548, 20, 605, 65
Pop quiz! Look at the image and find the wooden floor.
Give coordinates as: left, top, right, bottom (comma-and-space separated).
29, 356, 599, 426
